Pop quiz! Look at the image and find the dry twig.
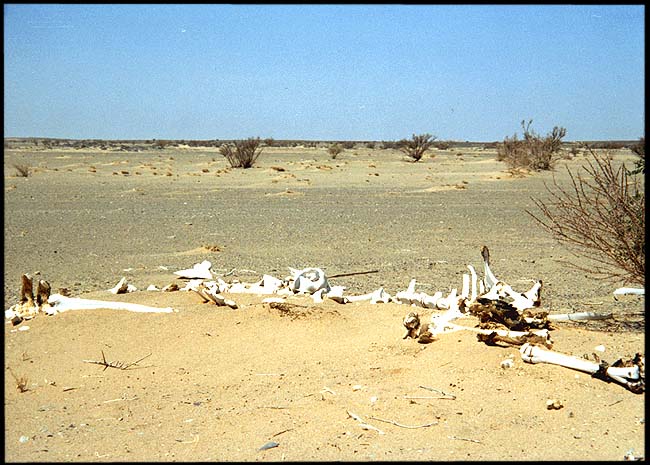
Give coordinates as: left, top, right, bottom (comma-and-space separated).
83, 350, 152, 371
369, 416, 438, 429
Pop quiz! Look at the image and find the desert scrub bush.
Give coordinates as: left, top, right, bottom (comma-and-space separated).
13, 163, 31, 177
628, 137, 645, 174
219, 137, 264, 168
497, 120, 566, 171
399, 133, 436, 162
527, 147, 645, 286
328, 143, 344, 159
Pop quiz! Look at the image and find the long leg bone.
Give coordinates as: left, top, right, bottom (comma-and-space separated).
46, 294, 174, 314
520, 343, 645, 393
547, 311, 613, 322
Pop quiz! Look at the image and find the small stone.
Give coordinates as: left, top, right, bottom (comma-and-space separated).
546, 399, 564, 410
19, 435, 29, 443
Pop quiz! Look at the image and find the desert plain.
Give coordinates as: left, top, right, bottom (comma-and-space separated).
3, 141, 645, 461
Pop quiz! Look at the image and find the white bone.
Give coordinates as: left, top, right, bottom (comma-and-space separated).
289, 267, 330, 294
146, 284, 160, 291
371, 287, 391, 304
174, 260, 213, 280
196, 286, 238, 309
460, 273, 470, 300
326, 285, 348, 304
109, 277, 137, 294
481, 246, 498, 291
312, 288, 327, 303
262, 297, 286, 304
523, 280, 543, 305
500, 284, 537, 311
406, 279, 417, 295
46, 294, 173, 314
180, 279, 204, 292
547, 311, 613, 322
613, 287, 645, 296
520, 343, 643, 390
467, 265, 478, 302
436, 288, 458, 310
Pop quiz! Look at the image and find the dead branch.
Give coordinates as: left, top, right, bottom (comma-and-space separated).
83, 350, 152, 371
369, 416, 438, 429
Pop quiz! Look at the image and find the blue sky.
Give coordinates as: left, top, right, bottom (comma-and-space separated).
3, 4, 645, 141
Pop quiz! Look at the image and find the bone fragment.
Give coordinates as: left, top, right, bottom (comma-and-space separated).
312, 288, 327, 303
179, 279, 204, 292
547, 311, 613, 322
613, 287, 645, 296
146, 284, 161, 291
46, 294, 174, 314
109, 277, 137, 294
467, 265, 478, 302
460, 273, 470, 300
481, 245, 498, 291
194, 286, 238, 309
326, 285, 348, 304
174, 260, 213, 280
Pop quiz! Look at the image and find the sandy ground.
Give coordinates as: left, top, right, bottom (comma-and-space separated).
3, 144, 645, 461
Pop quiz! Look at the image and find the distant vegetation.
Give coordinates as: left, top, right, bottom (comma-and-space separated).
3, 136, 641, 155
399, 133, 436, 162
328, 143, 344, 159
219, 137, 264, 169
497, 120, 566, 171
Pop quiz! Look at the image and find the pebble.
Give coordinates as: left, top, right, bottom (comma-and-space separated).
19, 435, 29, 443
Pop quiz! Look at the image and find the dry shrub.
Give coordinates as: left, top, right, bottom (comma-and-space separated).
220, 137, 264, 169
13, 164, 31, 177
328, 143, 343, 159
498, 120, 566, 171
399, 133, 436, 162
527, 148, 645, 286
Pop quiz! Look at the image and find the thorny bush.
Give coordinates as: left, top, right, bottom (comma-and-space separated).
220, 137, 264, 168
528, 147, 645, 286
498, 120, 566, 171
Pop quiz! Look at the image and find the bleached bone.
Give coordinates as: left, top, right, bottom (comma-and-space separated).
312, 288, 327, 303
392, 279, 443, 308
193, 285, 238, 309
146, 284, 161, 291
45, 294, 173, 314
326, 285, 348, 304
346, 287, 391, 304
226, 274, 285, 295
436, 288, 459, 311
423, 305, 550, 341
289, 267, 330, 294
467, 265, 478, 302
520, 343, 644, 393
500, 282, 542, 311
481, 245, 499, 291
460, 273, 470, 300
180, 279, 204, 292
262, 297, 286, 304
174, 260, 213, 280
547, 311, 613, 322
109, 277, 137, 294
613, 287, 645, 296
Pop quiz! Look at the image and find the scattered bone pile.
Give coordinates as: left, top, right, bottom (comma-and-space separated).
5, 246, 644, 393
